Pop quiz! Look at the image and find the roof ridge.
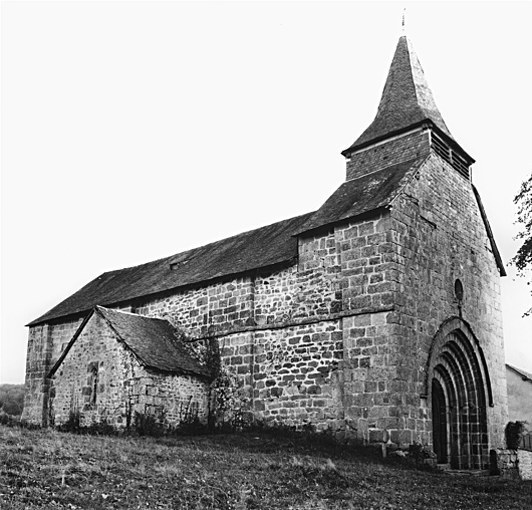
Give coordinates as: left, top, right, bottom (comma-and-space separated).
100, 211, 315, 276
404, 36, 426, 115
406, 37, 422, 111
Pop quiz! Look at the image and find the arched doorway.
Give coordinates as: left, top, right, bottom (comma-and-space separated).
425, 318, 492, 470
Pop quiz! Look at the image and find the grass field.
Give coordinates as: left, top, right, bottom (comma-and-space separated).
1, 424, 531, 509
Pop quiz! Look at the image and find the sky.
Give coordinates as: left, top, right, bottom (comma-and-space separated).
1, 1, 531, 384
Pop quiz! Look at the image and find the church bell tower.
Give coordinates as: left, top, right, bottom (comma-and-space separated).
332, 31, 508, 469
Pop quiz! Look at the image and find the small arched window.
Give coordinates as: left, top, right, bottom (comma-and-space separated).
454, 279, 464, 303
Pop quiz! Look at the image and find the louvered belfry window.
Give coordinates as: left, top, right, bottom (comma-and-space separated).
432, 132, 470, 180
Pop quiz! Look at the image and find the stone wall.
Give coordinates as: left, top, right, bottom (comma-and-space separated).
335, 214, 396, 314
341, 310, 412, 444
495, 449, 532, 481
216, 321, 344, 432
385, 152, 507, 452
139, 371, 208, 427
22, 319, 83, 425
332, 211, 408, 443
50, 312, 127, 427
49, 312, 208, 429
134, 230, 341, 333
135, 277, 254, 338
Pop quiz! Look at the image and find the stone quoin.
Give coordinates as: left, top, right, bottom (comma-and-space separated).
23, 32, 508, 470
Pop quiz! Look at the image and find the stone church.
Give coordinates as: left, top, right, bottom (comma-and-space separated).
23, 33, 508, 469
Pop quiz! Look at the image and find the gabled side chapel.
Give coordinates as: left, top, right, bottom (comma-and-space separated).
23, 33, 508, 469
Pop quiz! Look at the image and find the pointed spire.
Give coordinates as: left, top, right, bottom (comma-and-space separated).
343, 35, 454, 155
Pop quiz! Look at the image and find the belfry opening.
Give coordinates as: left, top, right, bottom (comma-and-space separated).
427, 319, 492, 469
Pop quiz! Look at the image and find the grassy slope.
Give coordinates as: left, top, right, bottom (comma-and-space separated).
0, 425, 531, 510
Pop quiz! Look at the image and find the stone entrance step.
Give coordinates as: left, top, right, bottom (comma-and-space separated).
437, 464, 490, 476
448, 469, 490, 476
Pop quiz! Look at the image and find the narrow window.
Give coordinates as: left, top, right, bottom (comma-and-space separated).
454, 279, 464, 318
454, 279, 464, 302
88, 362, 99, 407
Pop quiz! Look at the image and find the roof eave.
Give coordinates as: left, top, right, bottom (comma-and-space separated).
342, 120, 475, 165
143, 364, 213, 380
341, 120, 430, 157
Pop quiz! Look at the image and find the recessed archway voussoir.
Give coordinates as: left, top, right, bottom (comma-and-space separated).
439, 351, 468, 408
423, 316, 492, 406
434, 364, 457, 407
446, 340, 479, 409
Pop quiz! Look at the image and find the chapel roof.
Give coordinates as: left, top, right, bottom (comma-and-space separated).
342, 36, 458, 156
29, 213, 314, 326
49, 306, 210, 378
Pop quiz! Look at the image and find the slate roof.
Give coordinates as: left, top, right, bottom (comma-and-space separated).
296, 157, 427, 235
49, 306, 210, 378
343, 36, 455, 156
97, 307, 210, 377
506, 363, 532, 382
29, 213, 314, 326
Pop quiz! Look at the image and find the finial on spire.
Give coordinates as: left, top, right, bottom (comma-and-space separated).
401, 7, 407, 34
